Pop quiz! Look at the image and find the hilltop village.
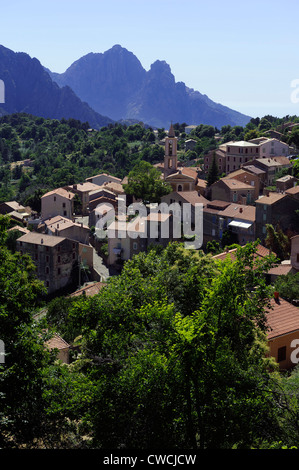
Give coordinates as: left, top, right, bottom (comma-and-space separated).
4, 114, 299, 449
2, 121, 299, 285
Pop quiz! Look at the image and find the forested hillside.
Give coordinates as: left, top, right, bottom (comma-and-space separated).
0, 113, 166, 205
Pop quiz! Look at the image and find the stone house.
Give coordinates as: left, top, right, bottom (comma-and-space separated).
107, 212, 176, 266
243, 157, 291, 186
204, 149, 227, 176
218, 203, 256, 245
89, 199, 118, 230
266, 295, 299, 371
220, 140, 259, 174
257, 138, 290, 158
210, 178, 255, 204
41, 188, 75, 220
225, 169, 261, 200
45, 333, 70, 364
16, 232, 79, 294
276, 175, 298, 193
0, 201, 31, 224
286, 185, 299, 200
66, 182, 101, 215
161, 190, 209, 229
85, 172, 122, 186
202, 200, 231, 246
255, 193, 299, 242
43, 215, 90, 245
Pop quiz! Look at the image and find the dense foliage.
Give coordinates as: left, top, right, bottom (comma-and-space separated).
0, 114, 166, 204
42, 241, 299, 449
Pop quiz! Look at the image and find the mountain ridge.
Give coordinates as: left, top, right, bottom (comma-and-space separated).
0, 45, 114, 129
48, 44, 252, 129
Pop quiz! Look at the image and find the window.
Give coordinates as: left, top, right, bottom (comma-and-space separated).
277, 346, 286, 363
45, 266, 49, 274
58, 255, 61, 263
46, 255, 49, 262
58, 268, 61, 275
72, 252, 76, 259
62, 202, 66, 208
63, 211, 67, 216
54, 196, 56, 202
133, 242, 138, 251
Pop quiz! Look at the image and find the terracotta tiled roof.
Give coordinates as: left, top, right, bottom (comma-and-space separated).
220, 178, 254, 190
272, 156, 292, 165
196, 178, 207, 188
102, 182, 124, 194
220, 204, 256, 222
41, 188, 75, 199
69, 281, 107, 297
176, 191, 209, 206
243, 165, 266, 175
180, 167, 200, 179
17, 232, 66, 247
267, 264, 294, 276
266, 297, 299, 339
207, 200, 231, 209
45, 333, 70, 350
286, 186, 299, 195
256, 193, 286, 205
86, 173, 122, 182
212, 244, 273, 262
7, 225, 29, 234
69, 182, 100, 192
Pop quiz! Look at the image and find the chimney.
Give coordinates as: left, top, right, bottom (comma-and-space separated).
41, 238, 43, 244
239, 208, 243, 213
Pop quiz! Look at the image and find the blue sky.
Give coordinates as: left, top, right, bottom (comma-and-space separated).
1, 0, 299, 120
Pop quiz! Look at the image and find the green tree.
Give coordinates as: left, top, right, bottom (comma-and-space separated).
206, 152, 219, 187
123, 160, 172, 203
274, 272, 299, 304
61, 242, 281, 449
265, 224, 290, 261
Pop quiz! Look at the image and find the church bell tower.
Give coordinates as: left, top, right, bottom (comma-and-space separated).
164, 123, 178, 179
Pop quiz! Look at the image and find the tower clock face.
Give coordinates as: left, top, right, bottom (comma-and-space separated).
169, 140, 172, 144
